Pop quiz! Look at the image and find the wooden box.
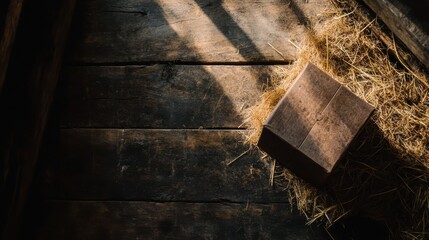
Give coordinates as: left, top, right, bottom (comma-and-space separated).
258, 63, 374, 185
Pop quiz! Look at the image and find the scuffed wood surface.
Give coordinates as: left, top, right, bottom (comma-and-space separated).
363, 0, 429, 69
32, 0, 337, 238
37, 201, 325, 240
45, 129, 288, 202
68, 0, 331, 63
61, 65, 271, 128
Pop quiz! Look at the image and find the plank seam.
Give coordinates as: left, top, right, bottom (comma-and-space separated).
65, 61, 293, 67
45, 199, 291, 205
59, 127, 250, 131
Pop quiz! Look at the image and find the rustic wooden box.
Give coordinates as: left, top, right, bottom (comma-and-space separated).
258, 63, 374, 185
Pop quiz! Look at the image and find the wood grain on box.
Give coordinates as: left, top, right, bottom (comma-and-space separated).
258, 63, 374, 185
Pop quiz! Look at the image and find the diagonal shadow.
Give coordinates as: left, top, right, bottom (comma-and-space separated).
323, 120, 426, 237
191, 0, 288, 88
195, 0, 266, 61
193, 0, 265, 61
287, 0, 312, 29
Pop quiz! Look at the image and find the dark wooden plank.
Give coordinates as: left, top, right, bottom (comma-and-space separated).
45, 129, 288, 202
1, 0, 76, 238
68, 0, 331, 63
61, 65, 271, 128
0, 0, 24, 94
362, 0, 429, 69
36, 201, 325, 240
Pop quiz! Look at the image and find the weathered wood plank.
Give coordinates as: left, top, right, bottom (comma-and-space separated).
45, 129, 288, 202
68, 0, 331, 63
36, 201, 325, 240
362, 0, 429, 69
61, 65, 271, 128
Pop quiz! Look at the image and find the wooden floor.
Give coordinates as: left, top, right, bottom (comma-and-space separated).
33, 0, 332, 239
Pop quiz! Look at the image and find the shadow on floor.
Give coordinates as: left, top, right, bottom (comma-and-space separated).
321, 120, 427, 239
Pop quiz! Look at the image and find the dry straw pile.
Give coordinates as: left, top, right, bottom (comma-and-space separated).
245, 0, 429, 239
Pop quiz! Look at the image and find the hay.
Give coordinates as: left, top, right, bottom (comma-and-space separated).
245, 0, 429, 239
